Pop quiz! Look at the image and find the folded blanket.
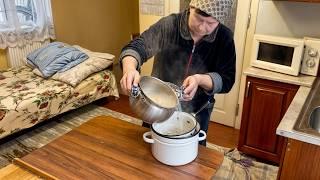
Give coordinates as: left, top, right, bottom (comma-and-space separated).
33, 45, 114, 87
27, 42, 89, 78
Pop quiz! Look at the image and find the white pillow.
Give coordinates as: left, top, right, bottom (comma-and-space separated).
33, 46, 114, 87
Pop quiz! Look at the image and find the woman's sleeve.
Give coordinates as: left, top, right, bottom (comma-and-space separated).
206, 34, 236, 95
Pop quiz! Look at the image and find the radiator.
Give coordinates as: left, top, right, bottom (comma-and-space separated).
6, 40, 50, 68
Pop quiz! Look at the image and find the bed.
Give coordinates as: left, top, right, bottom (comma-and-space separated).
0, 65, 119, 140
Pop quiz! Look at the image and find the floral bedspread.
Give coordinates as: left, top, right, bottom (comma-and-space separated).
0, 66, 119, 139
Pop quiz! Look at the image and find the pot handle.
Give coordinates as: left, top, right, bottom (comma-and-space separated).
198, 130, 207, 141
165, 82, 185, 100
131, 85, 140, 98
143, 131, 154, 144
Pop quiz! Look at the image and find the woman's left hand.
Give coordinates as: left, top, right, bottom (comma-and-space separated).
181, 75, 200, 101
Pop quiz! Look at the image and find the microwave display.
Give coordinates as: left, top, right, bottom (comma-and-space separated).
257, 42, 294, 66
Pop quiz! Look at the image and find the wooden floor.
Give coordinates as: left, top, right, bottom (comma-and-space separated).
0, 164, 41, 179
95, 94, 240, 148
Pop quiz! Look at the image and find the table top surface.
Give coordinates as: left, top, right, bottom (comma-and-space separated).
19, 116, 224, 179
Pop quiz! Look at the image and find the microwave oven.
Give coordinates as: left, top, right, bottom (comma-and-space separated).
250, 34, 320, 76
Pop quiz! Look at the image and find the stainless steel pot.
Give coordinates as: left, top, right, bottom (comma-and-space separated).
129, 76, 179, 124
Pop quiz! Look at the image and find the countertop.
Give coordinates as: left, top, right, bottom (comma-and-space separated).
244, 67, 319, 146
244, 67, 315, 87
276, 86, 320, 146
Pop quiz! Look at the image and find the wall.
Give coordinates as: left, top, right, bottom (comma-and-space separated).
256, 1, 320, 38
51, 0, 139, 90
51, 0, 139, 55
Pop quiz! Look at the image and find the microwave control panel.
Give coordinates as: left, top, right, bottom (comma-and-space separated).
300, 37, 320, 76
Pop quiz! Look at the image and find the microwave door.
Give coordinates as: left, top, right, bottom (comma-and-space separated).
258, 42, 294, 67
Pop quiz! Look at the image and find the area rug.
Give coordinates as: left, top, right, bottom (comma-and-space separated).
0, 104, 278, 179
208, 145, 279, 180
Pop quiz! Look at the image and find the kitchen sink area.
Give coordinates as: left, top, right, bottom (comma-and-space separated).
273, 68, 320, 147
294, 78, 320, 137
276, 76, 320, 180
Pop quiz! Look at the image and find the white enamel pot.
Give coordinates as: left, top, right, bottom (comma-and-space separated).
151, 100, 211, 139
151, 111, 197, 138
143, 129, 206, 166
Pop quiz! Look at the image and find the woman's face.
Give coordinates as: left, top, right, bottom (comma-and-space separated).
188, 8, 219, 37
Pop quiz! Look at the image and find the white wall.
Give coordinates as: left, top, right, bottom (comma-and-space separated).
256, 1, 320, 38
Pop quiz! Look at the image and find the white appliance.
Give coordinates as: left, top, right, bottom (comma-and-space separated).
250, 34, 304, 76
300, 37, 320, 76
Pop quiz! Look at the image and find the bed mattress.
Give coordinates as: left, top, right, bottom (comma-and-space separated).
0, 66, 119, 139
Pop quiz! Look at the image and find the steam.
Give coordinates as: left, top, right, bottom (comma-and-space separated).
152, 44, 189, 87
151, 43, 206, 114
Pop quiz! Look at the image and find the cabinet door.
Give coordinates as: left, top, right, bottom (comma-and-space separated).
279, 139, 320, 180
238, 76, 299, 164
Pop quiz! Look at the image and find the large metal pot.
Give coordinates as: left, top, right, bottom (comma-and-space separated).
129, 76, 179, 124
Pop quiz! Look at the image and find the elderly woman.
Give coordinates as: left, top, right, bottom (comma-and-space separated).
120, 0, 236, 146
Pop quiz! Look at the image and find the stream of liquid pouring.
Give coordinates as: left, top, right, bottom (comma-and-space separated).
176, 101, 181, 121
175, 86, 183, 122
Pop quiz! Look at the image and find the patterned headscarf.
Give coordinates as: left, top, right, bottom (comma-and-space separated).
189, 0, 234, 25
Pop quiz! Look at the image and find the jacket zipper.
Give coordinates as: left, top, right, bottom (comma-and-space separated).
184, 44, 196, 79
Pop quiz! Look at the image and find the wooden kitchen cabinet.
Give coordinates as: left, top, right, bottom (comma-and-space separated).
279, 139, 320, 180
238, 76, 299, 164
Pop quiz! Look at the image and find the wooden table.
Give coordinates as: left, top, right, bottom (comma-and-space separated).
14, 116, 224, 179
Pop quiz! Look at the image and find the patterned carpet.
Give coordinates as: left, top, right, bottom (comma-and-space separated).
0, 104, 278, 179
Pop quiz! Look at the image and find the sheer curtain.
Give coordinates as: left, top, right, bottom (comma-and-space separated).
0, 0, 55, 49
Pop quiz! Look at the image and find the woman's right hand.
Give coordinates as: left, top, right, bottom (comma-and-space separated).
120, 56, 140, 95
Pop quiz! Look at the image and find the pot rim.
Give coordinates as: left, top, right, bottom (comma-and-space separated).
138, 76, 179, 109
151, 121, 200, 139
152, 135, 198, 146
151, 111, 198, 137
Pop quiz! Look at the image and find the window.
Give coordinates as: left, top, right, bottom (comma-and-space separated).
0, 0, 54, 48
15, 0, 37, 26
0, 1, 6, 24
0, 0, 38, 28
